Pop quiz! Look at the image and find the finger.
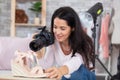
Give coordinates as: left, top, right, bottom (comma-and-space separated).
56, 75, 61, 80
50, 73, 58, 78
32, 33, 39, 39
48, 69, 60, 78
45, 68, 54, 73
48, 70, 56, 77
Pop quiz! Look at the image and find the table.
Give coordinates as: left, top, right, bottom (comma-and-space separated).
0, 70, 57, 80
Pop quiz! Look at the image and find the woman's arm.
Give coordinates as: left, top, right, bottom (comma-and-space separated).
45, 53, 83, 79
63, 53, 83, 74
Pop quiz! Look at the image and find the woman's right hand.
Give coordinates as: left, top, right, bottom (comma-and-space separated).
30, 47, 45, 59
31, 32, 39, 39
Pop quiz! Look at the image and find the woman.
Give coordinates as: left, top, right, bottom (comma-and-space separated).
35, 6, 95, 80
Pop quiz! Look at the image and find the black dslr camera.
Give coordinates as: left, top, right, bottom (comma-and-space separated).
29, 26, 54, 52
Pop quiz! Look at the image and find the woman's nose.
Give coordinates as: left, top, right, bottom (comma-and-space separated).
55, 29, 61, 35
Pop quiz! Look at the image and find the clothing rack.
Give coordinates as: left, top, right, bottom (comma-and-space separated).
92, 18, 113, 79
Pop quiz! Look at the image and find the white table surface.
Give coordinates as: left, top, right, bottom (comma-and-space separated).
0, 70, 57, 80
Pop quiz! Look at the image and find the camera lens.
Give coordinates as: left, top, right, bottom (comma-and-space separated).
29, 26, 54, 52
29, 39, 44, 52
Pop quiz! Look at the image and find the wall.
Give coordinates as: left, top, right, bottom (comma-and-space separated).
0, 0, 11, 36
0, 0, 41, 37
0, 0, 113, 37
46, 0, 112, 28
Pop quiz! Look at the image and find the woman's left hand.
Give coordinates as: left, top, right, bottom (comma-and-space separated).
45, 67, 63, 79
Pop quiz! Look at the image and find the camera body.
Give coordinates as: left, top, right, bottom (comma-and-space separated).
29, 26, 54, 52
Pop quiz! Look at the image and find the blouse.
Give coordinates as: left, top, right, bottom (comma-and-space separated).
38, 40, 83, 78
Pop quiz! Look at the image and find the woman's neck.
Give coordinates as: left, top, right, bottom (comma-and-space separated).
60, 42, 72, 55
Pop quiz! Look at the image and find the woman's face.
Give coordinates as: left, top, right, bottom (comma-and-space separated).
53, 17, 72, 43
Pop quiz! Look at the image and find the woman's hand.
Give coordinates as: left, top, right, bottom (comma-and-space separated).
45, 67, 63, 79
45, 65, 69, 79
31, 32, 39, 39
28, 47, 45, 59
31, 32, 46, 59
35, 47, 45, 59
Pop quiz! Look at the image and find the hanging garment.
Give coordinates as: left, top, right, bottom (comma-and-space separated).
99, 13, 110, 58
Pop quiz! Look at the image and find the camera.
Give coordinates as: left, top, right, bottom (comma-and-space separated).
29, 26, 54, 52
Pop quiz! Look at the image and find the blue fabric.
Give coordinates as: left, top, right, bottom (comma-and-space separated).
61, 64, 96, 80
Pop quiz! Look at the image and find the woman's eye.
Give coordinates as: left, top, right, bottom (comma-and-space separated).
53, 26, 57, 29
61, 28, 65, 30
61, 27, 66, 30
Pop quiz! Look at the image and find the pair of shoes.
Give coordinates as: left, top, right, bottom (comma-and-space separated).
11, 60, 46, 78
11, 50, 46, 78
